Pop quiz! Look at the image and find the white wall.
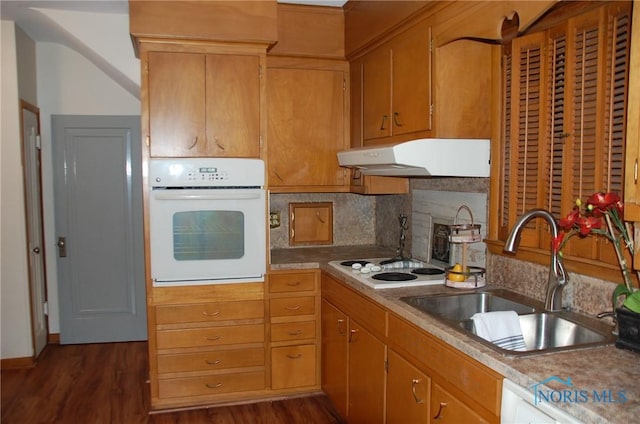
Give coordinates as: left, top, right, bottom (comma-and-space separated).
1, 12, 140, 358
1, 20, 34, 359
38, 42, 140, 335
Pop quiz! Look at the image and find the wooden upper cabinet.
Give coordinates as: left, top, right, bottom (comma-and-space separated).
267, 62, 349, 191
148, 52, 206, 157
358, 19, 492, 146
362, 21, 431, 143
129, 0, 278, 51
205, 54, 261, 157
148, 50, 261, 158
624, 1, 640, 267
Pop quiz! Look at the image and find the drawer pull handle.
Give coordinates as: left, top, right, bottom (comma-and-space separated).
286, 281, 301, 286
188, 136, 199, 150
433, 402, 447, 420
349, 328, 359, 343
204, 335, 221, 341
205, 359, 222, 365
393, 111, 404, 127
337, 318, 346, 336
287, 330, 303, 336
411, 378, 424, 404
287, 353, 302, 359
205, 382, 223, 389
285, 305, 301, 311
202, 310, 220, 316
380, 114, 388, 130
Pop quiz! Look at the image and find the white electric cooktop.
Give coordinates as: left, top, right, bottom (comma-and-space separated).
328, 258, 446, 289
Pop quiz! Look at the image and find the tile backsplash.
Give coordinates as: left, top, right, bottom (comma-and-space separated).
270, 176, 620, 322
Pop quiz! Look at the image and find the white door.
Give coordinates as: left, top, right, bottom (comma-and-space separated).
21, 101, 48, 357
52, 115, 146, 344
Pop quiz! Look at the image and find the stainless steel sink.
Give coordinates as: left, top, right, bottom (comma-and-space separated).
460, 312, 614, 354
402, 290, 536, 321
401, 289, 615, 356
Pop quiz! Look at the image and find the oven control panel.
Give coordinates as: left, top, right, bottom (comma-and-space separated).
149, 158, 265, 187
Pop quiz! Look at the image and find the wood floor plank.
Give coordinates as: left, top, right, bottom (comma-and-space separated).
1, 342, 343, 424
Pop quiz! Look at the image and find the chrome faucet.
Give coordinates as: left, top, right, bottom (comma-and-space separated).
503, 209, 569, 312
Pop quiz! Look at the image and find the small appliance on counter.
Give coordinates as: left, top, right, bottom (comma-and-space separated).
444, 205, 486, 289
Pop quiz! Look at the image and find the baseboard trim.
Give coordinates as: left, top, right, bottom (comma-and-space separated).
48, 333, 60, 344
1, 356, 35, 370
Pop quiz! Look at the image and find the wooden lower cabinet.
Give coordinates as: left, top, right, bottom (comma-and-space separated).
320, 299, 349, 418
321, 273, 387, 423
271, 345, 317, 389
267, 269, 321, 393
431, 383, 488, 424
386, 350, 430, 423
321, 272, 502, 423
348, 319, 386, 423
158, 371, 265, 399
148, 283, 267, 410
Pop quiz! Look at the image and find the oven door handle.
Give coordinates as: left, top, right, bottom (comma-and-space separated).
152, 191, 262, 201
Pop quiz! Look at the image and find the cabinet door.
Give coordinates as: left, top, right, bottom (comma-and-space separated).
205, 54, 261, 157
321, 299, 348, 418
362, 47, 392, 141
271, 345, 317, 389
430, 383, 488, 424
348, 318, 386, 424
386, 350, 430, 424
267, 67, 348, 188
391, 22, 432, 136
148, 52, 206, 157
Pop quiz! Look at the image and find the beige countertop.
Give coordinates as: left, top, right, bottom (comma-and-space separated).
271, 245, 640, 424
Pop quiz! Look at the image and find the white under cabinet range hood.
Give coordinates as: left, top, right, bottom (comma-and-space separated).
337, 138, 491, 177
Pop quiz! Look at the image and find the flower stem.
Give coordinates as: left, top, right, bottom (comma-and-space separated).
605, 214, 634, 292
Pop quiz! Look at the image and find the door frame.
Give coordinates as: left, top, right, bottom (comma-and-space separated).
19, 99, 49, 359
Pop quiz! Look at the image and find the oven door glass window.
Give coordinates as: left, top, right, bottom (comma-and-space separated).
173, 211, 244, 261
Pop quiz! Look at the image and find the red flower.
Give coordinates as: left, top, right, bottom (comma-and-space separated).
575, 215, 602, 236
586, 192, 621, 213
553, 233, 565, 252
559, 207, 580, 230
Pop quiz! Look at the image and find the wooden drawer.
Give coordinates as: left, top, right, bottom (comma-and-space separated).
155, 300, 264, 325
271, 345, 317, 389
157, 347, 265, 374
269, 272, 316, 293
431, 383, 489, 423
271, 321, 316, 342
156, 324, 264, 349
158, 371, 265, 398
321, 273, 386, 339
269, 296, 315, 318
388, 313, 501, 417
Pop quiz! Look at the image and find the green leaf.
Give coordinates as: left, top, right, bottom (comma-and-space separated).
623, 291, 640, 313
612, 284, 632, 311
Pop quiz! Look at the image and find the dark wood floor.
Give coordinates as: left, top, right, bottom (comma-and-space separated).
1, 342, 344, 424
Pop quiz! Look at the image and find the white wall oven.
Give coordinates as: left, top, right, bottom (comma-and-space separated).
148, 158, 266, 287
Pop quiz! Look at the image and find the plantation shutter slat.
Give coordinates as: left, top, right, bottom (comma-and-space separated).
500, 51, 513, 239
509, 32, 546, 247
547, 33, 567, 219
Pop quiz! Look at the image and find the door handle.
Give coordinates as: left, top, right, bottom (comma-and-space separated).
57, 237, 67, 258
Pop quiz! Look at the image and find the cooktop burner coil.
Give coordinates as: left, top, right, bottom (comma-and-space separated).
372, 272, 418, 281
411, 268, 445, 276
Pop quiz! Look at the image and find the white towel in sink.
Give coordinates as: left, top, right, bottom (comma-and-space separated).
471, 310, 526, 351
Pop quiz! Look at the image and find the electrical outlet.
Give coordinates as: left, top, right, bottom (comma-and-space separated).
269, 211, 281, 229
